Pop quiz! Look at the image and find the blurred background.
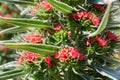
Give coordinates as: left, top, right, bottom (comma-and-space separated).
0, 3, 19, 65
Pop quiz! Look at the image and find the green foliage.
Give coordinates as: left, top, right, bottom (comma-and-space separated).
0, 0, 120, 80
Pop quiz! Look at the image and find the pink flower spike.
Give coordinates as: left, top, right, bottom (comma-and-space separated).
86, 37, 94, 46
53, 24, 62, 31
45, 56, 52, 67
107, 31, 119, 41
40, 0, 52, 10
96, 36, 108, 47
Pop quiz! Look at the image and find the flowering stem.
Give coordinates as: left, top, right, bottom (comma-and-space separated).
87, 4, 112, 38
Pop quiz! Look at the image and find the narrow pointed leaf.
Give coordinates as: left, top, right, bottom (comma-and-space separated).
47, 0, 73, 13
0, 69, 23, 76
94, 64, 120, 80
107, 26, 120, 30
0, 69, 26, 79
87, 4, 112, 37
0, 61, 19, 70
0, 0, 35, 5
0, 26, 27, 34
4, 43, 60, 55
0, 17, 52, 29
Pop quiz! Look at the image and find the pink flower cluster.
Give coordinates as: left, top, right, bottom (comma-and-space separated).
86, 31, 119, 47
40, 0, 52, 10
24, 33, 43, 43
96, 37, 108, 47
72, 11, 100, 26
17, 51, 40, 65
45, 56, 52, 67
107, 31, 119, 41
94, 4, 106, 12
53, 24, 62, 31
30, 0, 51, 15
54, 47, 86, 61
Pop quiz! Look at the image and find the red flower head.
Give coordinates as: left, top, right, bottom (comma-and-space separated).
83, 11, 88, 18
0, 11, 2, 16
87, 13, 93, 20
45, 56, 52, 67
40, 0, 52, 10
72, 12, 84, 20
96, 36, 108, 47
92, 15, 100, 26
86, 37, 94, 46
0, 45, 8, 52
78, 53, 85, 60
17, 51, 40, 65
107, 31, 119, 41
54, 47, 86, 61
54, 48, 69, 61
44, 29, 51, 35
16, 56, 24, 65
94, 4, 101, 9
24, 33, 43, 43
4, 13, 11, 18
68, 47, 79, 59
53, 24, 62, 31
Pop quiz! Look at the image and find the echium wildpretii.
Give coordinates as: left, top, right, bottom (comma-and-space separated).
0, 0, 120, 80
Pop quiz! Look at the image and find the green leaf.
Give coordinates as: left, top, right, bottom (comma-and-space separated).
87, 4, 112, 37
47, 0, 73, 14
4, 43, 60, 55
0, 26, 27, 34
0, 0, 35, 5
0, 61, 18, 70
94, 64, 120, 80
0, 69, 26, 79
0, 17, 52, 29
107, 26, 120, 30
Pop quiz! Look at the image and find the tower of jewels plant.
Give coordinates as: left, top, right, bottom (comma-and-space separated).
0, 0, 120, 80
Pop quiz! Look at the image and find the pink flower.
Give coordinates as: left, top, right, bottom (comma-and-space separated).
0, 33, 4, 38
45, 56, 52, 67
83, 11, 88, 18
94, 4, 102, 9
0, 11, 2, 16
16, 56, 24, 65
40, 0, 52, 10
54, 48, 69, 61
24, 33, 43, 43
86, 37, 94, 46
96, 36, 108, 47
94, 4, 106, 12
68, 31, 72, 37
92, 15, 100, 26
4, 13, 11, 18
53, 24, 62, 31
100, 7, 106, 12
78, 53, 85, 60
17, 51, 40, 64
68, 47, 79, 59
87, 13, 93, 20
0, 45, 8, 52
27, 53, 35, 62
107, 31, 119, 41
44, 29, 51, 35
54, 47, 86, 61
72, 12, 84, 19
